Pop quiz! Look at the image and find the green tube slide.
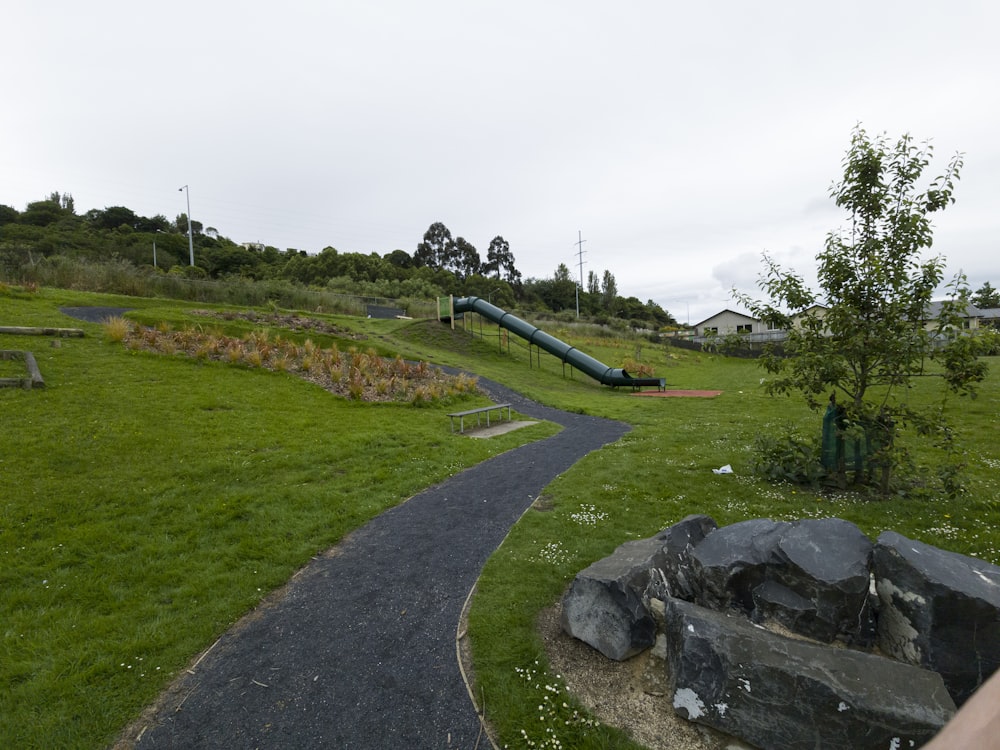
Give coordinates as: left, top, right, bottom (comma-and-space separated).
450, 296, 665, 389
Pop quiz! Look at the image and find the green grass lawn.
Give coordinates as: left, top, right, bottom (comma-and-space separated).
0, 353, 30, 381
440, 316, 1000, 749
0, 288, 552, 749
2, 287, 999, 749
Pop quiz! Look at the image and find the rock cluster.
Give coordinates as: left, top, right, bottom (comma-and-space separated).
562, 515, 1000, 749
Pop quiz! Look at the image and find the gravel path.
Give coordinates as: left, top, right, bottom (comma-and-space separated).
125, 377, 629, 749
59, 306, 133, 323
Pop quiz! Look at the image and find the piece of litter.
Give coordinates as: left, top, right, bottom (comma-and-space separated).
712, 464, 734, 475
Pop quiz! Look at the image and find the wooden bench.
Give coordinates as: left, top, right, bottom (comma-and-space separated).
447, 403, 512, 433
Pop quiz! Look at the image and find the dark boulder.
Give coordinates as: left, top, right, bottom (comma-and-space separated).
647, 514, 718, 602
561, 536, 662, 660
874, 530, 1000, 705
766, 517, 874, 643
690, 518, 790, 612
691, 517, 874, 643
663, 597, 956, 750
561, 515, 717, 660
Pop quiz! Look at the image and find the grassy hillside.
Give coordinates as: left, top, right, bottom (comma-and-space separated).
0, 288, 551, 749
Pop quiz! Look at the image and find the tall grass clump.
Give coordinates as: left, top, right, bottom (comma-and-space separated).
102, 316, 130, 343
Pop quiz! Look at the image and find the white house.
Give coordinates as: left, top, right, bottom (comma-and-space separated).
979, 308, 1000, 330
692, 301, 986, 348
790, 304, 829, 329
922, 300, 982, 331
693, 309, 759, 338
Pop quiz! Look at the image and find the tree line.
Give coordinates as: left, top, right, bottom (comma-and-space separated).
0, 194, 676, 329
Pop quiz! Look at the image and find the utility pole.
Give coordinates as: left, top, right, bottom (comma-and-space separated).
179, 185, 194, 266
575, 230, 587, 318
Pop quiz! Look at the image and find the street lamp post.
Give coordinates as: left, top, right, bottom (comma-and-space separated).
153, 229, 168, 269
178, 185, 194, 266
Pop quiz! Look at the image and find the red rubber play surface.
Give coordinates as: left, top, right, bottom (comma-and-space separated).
631, 389, 723, 398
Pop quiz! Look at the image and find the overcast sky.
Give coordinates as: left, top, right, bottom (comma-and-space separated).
3, 1, 998, 324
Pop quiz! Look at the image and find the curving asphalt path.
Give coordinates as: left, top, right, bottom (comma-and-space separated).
128, 377, 629, 749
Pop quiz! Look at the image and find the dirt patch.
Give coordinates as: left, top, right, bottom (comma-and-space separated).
537, 603, 737, 750
190, 309, 367, 339
458, 595, 740, 750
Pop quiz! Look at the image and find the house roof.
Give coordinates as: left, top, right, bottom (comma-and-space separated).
692, 309, 758, 328
924, 300, 981, 319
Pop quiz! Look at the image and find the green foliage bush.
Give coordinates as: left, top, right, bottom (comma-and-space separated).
4, 255, 438, 318
978, 328, 1000, 356
750, 432, 826, 487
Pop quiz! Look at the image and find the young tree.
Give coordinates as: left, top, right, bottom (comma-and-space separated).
738, 126, 988, 495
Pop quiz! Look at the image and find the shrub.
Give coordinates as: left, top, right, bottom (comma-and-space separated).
750, 432, 825, 487
978, 328, 1000, 356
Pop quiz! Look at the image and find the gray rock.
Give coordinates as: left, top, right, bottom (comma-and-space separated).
766, 518, 874, 643
690, 517, 874, 643
649, 514, 718, 601
874, 530, 1000, 705
663, 597, 956, 750
690, 518, 790, 611
561, 536, 662, 660
751, 578, 816, 629
561, 515, 718, 660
